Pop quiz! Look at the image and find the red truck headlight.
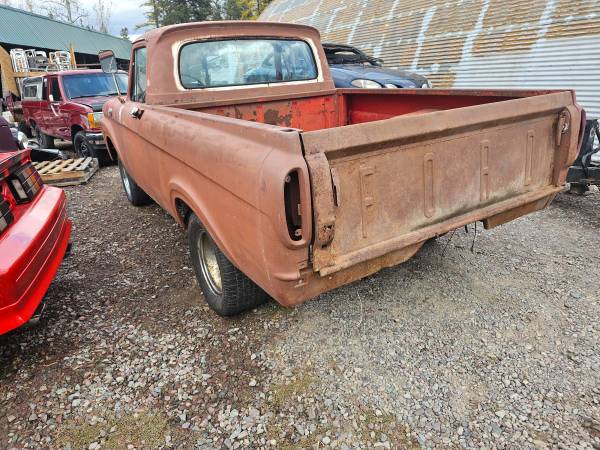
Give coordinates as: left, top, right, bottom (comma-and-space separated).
86, 112, 104, 129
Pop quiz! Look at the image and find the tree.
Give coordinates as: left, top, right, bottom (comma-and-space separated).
120, 26, 129, 39
222, 0, 273, 20
94, 0, 111, 33
44, 0, 88, 24
223, 0, 242, 19
136, 0, 161, 29
137, 0, 223, 28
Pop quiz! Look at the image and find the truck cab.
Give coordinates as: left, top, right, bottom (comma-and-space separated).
21, 69, 127, 163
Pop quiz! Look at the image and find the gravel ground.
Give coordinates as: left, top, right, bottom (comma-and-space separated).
1, 166, 599, 449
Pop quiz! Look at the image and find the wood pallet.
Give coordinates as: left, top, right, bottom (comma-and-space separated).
34, 157, 99, 187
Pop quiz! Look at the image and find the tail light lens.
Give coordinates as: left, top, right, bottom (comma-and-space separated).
0, 195, 14, 234
8, 162, 43, 204
0, 151, 44, 236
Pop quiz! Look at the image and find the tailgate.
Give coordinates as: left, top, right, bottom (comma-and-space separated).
303, 91, 582, 275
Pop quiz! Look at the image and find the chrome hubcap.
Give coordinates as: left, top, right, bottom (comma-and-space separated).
197, 231, 222, 295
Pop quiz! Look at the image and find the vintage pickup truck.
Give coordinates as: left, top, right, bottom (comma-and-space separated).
99, 21, 584, 316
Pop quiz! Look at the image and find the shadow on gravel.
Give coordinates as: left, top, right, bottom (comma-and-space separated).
552, 191, 600, 224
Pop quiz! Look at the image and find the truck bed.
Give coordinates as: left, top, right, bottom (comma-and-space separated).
173, 89, 582, 276
178, 88, 566, 129
139, 88, 582, 303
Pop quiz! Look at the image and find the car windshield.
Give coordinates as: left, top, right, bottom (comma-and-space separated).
62, 73, 128, 99
179, 39, 318, 89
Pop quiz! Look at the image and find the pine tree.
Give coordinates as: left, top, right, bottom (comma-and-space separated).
136, 0, 161, 29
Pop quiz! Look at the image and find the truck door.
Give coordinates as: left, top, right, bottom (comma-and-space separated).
44, 76, 69, 138
116, 46, 161, 201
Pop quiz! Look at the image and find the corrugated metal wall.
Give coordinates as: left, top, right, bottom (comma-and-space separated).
260, 0, 600, 118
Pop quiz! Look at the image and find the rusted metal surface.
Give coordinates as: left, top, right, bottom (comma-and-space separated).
102, 21, 582, 307
260, 0, 600, 119
302, 89, 581, 275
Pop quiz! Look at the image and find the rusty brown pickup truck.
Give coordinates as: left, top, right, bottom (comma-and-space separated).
99, 21, 584, 316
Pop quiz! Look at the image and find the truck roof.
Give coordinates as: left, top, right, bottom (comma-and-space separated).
131, 20, 335, 107
55, 69, 107, 76
134, 20, 322, 45
23, 69, 108, 80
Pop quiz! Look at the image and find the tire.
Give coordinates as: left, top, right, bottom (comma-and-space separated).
117, 159, 152, 206
188, 214, 268, 316
35, 127, 55, 149
568, 182, 589, 195
18, 121, 32, 138
73, 131, 97, 159
74, 131, 114, 166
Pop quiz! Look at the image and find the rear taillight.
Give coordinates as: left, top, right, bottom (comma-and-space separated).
8, 162, 43, 203
284, 170, 302, 241
0, 150, 44, 236
0, 194, 13, 235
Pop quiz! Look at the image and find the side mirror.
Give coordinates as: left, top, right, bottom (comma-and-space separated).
48, 94, 54, 102
99, 49, 118, 74
99, 49, 125, 103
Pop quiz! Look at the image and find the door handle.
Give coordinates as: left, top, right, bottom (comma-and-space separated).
130, 107, 144, 119
50, 102, 60, 116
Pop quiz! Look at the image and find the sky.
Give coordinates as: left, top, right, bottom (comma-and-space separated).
79, 0, 148, 38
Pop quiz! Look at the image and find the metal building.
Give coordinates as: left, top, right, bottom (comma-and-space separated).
260, 0, 600, 118
0, 4, 131, 98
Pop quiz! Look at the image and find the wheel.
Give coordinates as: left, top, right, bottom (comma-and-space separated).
18, 121, 32, 138
73, 131, 97, 159
35, 127, 55, 149
73, 131, 113, 166
117, 159, 152, 206
188, 214, 268, 316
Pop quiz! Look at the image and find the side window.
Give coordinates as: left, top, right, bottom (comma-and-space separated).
50, 77, 62, 101
42, 78, 48, 100
131, 47, 147, 103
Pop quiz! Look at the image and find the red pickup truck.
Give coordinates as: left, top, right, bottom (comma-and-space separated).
0, 117, 71, 335
20, 69, 128, 163
99, 22, 583, 316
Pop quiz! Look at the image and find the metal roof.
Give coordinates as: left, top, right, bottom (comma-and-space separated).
0, 4, 131, 59
261, 0, 600, 119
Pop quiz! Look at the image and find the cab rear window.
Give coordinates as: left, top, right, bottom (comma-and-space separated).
179, 39, 317, 89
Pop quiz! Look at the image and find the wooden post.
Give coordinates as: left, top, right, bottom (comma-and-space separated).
69, 44, 77, 68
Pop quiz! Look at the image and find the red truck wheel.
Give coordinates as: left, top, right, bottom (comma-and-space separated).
73, 131, 95, 159
35, 127, 55, 149
188, 214, 267, 316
